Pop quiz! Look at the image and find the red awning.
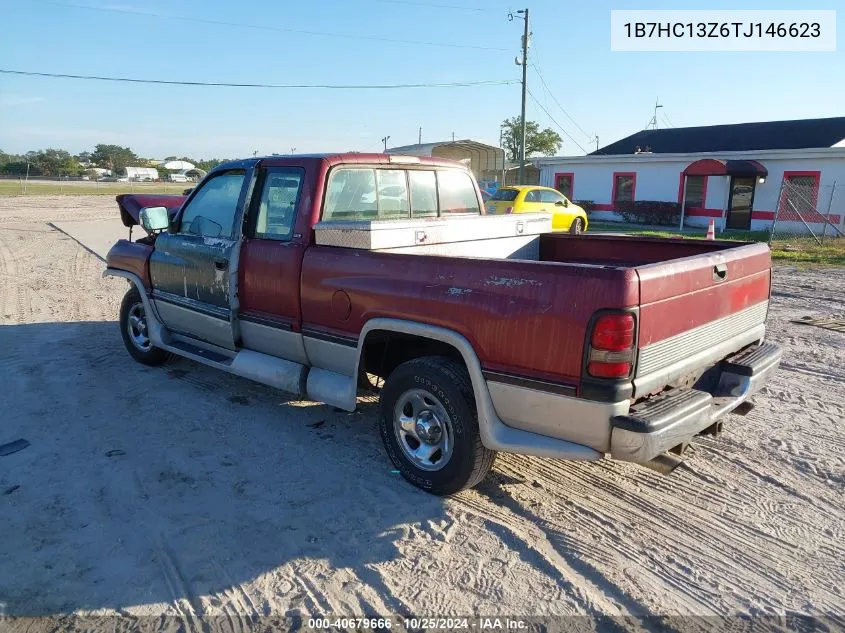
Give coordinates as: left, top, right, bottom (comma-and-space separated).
683, 159, 768, 178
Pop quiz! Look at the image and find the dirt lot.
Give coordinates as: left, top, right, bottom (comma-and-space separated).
1, 196, 844, 624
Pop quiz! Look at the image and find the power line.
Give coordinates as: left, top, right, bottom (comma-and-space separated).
660, 113, 674, 128
0, 68, 518, 90
530, 63, 590, 139
371, 0, 495, 12
34, 0, 509, 52
526, 88, 588, 154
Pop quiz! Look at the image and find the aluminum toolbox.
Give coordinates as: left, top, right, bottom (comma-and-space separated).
313, 213, 553, 250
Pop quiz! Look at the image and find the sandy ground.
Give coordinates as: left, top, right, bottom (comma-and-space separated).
1, 196, 844, 625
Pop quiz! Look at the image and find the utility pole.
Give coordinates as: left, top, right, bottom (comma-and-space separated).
648, 98, 663, 130
594, 135, 599, 152
290, 147, 296, 154
511, 8, 530, 185
418, 127, 422, 144
381, 136, 391, 151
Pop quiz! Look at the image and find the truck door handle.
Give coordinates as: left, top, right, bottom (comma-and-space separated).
713, 264, 728, 282
213, 258, 228, 271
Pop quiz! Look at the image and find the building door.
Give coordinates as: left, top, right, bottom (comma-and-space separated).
726, 176, 755, 230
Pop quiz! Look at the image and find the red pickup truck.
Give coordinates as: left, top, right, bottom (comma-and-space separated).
105, 153, 782, 495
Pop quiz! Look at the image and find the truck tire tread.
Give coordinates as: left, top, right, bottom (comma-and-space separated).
379, 355, 496, 495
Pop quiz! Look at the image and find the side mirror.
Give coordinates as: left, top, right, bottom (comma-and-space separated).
139, 206, 170, 232
555, 200, 566, 207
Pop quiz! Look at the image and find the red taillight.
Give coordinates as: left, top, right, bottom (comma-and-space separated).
591, 314, 635, 351
588, 313, 635, 378
587, 361, 631, 378
505, 206, 513, 214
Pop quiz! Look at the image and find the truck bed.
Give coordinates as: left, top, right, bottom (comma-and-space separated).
538, 233, 744, 267
299, 228, 771, 401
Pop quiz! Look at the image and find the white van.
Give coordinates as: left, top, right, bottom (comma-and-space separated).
168, 173, 189, 183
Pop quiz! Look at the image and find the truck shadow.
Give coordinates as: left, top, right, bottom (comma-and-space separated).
0, 321, 448, 617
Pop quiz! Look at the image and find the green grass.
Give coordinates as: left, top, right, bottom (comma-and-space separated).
0, 181, 186, 196
589, 221, 845, 266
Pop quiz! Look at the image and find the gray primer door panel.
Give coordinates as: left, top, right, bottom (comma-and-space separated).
150, 232, 235, 308
149, 168, 249, 349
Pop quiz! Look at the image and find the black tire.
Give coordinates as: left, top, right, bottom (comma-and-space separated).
570, 216, 585, 235
378, 356, 496, 495
119, 286, 170, 366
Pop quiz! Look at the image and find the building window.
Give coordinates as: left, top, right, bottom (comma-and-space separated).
684, 175, 707, 208
781, 171, 821, 217
612, 172, 636, 204
554, 173, 574, 200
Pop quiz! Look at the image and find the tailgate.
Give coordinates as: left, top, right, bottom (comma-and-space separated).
633, 242, 772, 396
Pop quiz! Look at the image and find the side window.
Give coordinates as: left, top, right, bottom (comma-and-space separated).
613, 173, 636, 204
539, 189, 566, 204
524, 190, 542, 203
254, 169, 303, 241
323, 168, 377, 221
409, 170, 438, 218
376, 169, 409, 219
437, 170, 480, 215
179, 170, 246, 238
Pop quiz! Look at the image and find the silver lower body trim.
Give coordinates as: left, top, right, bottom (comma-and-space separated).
240, 320, 309, 365
153, 299, 236, 351
303, 336, 358, 377
486, 381, 629, 453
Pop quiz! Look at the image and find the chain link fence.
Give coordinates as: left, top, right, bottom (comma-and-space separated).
0, 175, 193, 195
769, 177, 843, 252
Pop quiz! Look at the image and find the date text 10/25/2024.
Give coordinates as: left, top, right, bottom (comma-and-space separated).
307, 617, 528, 630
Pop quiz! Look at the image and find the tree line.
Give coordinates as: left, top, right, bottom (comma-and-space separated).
0, 144, 230, 178
1, 118, 564, 179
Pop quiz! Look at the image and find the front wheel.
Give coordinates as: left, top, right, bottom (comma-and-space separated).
119, 286, 170, 366
570, 216, 585, 235
378, 356, 496, 495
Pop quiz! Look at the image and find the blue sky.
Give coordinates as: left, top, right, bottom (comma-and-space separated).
0, 0, 842, 159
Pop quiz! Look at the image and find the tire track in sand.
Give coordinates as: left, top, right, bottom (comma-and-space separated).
0, 228, 24, 322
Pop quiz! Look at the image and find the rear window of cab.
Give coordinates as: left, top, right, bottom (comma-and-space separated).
322, 167, 480, 221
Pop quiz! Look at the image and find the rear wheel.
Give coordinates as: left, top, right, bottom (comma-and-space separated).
570, 216, 585, 235
119, 287, 169, 366
379, 356, 496, 495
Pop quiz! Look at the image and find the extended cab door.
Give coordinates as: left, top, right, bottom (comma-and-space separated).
149, 168, 251, 350
236, 166, 309, 364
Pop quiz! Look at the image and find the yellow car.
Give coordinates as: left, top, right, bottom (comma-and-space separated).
485, 186, 588, 234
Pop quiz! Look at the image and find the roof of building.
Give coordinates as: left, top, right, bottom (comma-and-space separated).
592, 117, 845, 156
125, 166, 159, 177
386, 140, 505, 174
386, 139, 498, 154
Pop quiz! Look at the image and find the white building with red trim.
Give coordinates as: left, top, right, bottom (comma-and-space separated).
533, 117, 845, 233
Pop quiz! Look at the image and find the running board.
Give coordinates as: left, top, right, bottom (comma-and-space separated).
160, 338, 357, 410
